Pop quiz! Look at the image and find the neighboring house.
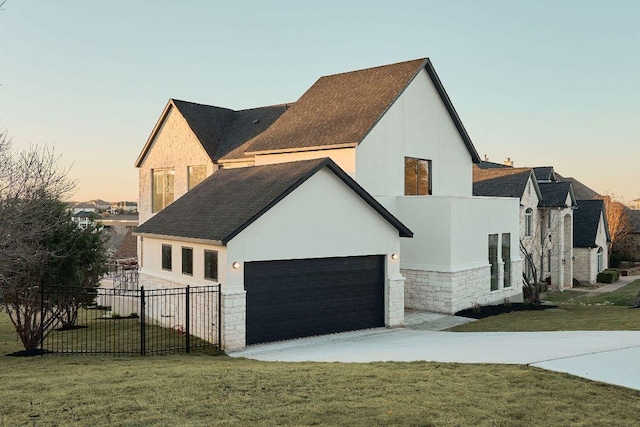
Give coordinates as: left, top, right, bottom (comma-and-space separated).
135, 58, 522, 350
110, 201, 138, 214
473, 165, 577, 290
88, 199, 112, 212
100, 214, 139, 251
72, 202, 96, 214
573, 199, 610, 284
537, 179, 577, 289
114, 229, 138, 260
71, 211, 101, 229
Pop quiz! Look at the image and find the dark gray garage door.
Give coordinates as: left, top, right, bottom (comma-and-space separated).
245, 255, 385, 345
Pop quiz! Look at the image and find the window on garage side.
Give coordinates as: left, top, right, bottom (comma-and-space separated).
489, 234, 499, 291
502, 233, 511, 288
404, 157, 432, 196
152, 169, 175, 212
182, 247, 193, 276
204, 249, 218, 281
162, 244, 172, 271
188, 165, 207, 191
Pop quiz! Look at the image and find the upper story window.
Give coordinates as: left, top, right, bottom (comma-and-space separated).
152, 169, 175, 212
525, 208, 533, 237
188, 165, 207, 191
404, 157, 432, 196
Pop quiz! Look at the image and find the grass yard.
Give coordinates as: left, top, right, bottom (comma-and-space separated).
2, 312, 640, 425
450, 279, 640, 332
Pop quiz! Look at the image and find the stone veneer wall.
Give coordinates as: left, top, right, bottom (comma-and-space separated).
573, 247, 596, 284
386, 275, 405, 327
403, 260, 523, 314
138, 273, 246, 351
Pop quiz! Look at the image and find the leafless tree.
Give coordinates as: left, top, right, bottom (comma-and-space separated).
0, 132, 78, 350
598, 194, 633, 253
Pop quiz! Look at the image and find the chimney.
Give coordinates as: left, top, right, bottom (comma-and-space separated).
484, 154, 489, 161
503, 157, 514, 167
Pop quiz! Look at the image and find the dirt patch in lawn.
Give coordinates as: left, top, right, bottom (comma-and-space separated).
455, 303, 558, 320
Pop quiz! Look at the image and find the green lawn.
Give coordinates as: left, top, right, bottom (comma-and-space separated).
450, 280, 640, 332
2, 311, 640, 425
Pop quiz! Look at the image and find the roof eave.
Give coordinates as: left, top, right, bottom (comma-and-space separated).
424, 59, 481, 163
135, 100, 175, 168
245, 142, 358, 156
221, 159, 413, 244
133, 231, 223, 246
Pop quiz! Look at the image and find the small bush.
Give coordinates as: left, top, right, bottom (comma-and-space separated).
597, 270, 617, 284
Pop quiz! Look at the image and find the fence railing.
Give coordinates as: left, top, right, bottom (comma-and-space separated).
41, 284, 221, 356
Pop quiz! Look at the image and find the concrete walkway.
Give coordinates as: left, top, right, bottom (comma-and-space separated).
232, 276, 640, 390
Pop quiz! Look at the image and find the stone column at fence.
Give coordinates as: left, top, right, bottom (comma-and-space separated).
221, 290, 246, 351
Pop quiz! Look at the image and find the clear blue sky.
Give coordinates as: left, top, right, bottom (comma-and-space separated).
1, 1, 638, 202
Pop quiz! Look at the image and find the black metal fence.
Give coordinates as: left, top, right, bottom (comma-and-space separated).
41, 285, 221, 356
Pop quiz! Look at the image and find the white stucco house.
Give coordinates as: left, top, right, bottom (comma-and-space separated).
134, 58, 522, 350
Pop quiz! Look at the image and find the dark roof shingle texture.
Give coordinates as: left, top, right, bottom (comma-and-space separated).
574, 199, 606, 247
172, 99, 289, 161
135, 159, 412, 243
472, 167, 532, 199
538, 182, 574, 207
244, 59, 428, 153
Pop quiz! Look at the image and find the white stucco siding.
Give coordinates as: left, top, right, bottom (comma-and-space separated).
138, 236, 227, 288
227, 167, 405, 327
355, 68, 473, 198
138, 106, 216, 224
253, 148, 356, 175
384, 195, 520, 272
228, 168, 401, 269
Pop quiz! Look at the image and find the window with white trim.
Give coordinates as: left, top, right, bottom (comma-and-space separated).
152, 169, 175, 212
525, 208, 533, 237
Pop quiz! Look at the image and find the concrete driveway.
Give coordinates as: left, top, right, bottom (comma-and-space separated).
230, 327, 640, 391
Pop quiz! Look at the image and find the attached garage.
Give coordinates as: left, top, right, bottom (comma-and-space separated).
245, 255, 384, 345
136, 158, 412, 350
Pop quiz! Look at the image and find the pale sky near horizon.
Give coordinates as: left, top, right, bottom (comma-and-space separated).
1, 1, 638, 202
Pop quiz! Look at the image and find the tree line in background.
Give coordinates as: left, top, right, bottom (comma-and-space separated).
0, 130, 108, 351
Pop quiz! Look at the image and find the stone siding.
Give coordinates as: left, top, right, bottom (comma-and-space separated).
403, 260, 523, 314
386, 275, 405, 327
138, 106, 216, 224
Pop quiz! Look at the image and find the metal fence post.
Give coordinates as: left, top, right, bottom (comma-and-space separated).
185, 286, 190, 353
140, 286, 146, 356
218, 285, 222, 348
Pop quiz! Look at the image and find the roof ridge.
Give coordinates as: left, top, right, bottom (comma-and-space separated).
317, 58, 427, 80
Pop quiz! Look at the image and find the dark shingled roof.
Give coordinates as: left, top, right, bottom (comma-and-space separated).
135, 158, 412, 244
241, 58, 480, 162
574, 199, 610, 247
136, 100, 289, 166
475, 161, 512, 169
538, 181, 576, 208
555, 174, 601, 200
472, 167, 533, 199
533, 166, 556, 182
114, 229, 138, 259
